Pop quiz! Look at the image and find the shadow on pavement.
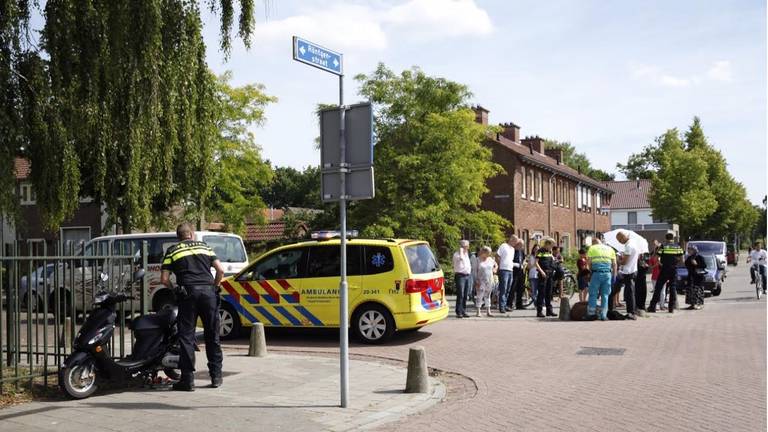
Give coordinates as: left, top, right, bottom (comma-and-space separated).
221, 327, 434, 349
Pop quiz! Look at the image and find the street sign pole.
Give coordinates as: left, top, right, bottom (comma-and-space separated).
292, 35, 350, 409
338, 73, 350, 409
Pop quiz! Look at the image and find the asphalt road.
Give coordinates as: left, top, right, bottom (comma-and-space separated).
223, 262, 767, 432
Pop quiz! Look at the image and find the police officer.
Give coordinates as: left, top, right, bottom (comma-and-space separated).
160, 223, 225, 391
647, 233, 684, 313
534, 238, 558, 318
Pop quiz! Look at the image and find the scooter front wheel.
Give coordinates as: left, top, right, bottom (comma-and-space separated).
59, 358, 99, 399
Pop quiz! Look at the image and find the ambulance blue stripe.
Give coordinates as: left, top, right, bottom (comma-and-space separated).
281, 294, 299, 304
294, 306, 324, 326
225, 298, 259, 324
244, 295, 258, 304
274, 306, 301, 326
254, 306, 281, 325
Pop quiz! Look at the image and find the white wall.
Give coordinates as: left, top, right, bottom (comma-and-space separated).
610, 208, 654, 225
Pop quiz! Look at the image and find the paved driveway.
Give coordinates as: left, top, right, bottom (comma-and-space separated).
229, 262, 766, 432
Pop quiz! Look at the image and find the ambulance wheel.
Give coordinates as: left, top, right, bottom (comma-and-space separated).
219, 302, 241, 340
352, 304, 394, 344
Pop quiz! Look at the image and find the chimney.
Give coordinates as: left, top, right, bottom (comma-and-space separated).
545, 148, 564, 164
521, 135, 545, 154
472, 105, 489, 126
499, 122, 520, 142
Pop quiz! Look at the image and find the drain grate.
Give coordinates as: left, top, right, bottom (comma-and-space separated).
577, 346, 626, 356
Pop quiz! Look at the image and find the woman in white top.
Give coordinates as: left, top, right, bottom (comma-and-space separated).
527, 244, 540, 304
475, 246, 498, 317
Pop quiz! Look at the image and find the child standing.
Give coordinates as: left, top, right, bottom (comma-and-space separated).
475, 246, 498, 317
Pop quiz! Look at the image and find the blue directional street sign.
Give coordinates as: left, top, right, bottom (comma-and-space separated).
292, 36, 343, 75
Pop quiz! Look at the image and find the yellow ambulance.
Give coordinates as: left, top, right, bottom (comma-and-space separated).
218, 233, 448, 343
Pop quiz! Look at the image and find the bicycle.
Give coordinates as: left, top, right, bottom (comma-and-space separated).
752, 263, 764, 299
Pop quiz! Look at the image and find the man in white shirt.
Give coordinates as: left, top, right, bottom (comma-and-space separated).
452, 240, 472, 318
748, 242, 767, 293
496, 235, 518, 313
610, 231, 639, 320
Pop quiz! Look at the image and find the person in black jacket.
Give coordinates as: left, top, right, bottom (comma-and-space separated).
160, 223, 226, 391
684, 245, 707, 310
508, 239, 527, 310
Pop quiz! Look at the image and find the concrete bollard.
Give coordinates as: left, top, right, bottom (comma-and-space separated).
405, 346, 429, 393
248, 322, 267, 357
558, 296, 571, 321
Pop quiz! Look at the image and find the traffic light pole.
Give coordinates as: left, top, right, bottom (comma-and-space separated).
338, 73, 349, 409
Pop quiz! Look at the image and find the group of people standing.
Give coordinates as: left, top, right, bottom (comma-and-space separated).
453, 231, 707, 321
452, 235, 566, 319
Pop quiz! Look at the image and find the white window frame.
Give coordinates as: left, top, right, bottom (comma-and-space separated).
20, 182, 36, 205
521, 166, 527, 198
537, 172, 543, 202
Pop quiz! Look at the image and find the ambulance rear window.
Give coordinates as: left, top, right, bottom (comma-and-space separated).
404, 244, 440, 274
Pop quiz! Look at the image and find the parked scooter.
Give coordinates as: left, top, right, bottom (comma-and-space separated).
59, 269, 182, 399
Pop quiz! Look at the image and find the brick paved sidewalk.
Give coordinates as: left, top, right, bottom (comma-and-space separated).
0, 353, 444, 432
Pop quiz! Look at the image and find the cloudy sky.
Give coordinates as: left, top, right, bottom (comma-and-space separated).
201, 0, 766, 204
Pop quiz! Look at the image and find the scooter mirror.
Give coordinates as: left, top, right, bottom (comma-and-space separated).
133, 269, 146, 282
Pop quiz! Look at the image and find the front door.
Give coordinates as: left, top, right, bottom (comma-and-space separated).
229, 248, 306, 327
302, 245, 362, 327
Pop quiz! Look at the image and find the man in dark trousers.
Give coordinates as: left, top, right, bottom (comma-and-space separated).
509, 239, 527, 310
647, 233, 684, 313
160, 223, 225, 391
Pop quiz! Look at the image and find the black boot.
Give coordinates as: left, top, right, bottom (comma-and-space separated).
546, 308, 557, 317
536, 308, 545, 318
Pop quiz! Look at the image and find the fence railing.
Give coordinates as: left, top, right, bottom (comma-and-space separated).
0, 241, 149, 392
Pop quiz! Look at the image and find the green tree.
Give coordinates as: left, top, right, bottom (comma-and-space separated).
206, 73, 275, 235
262, 166, 322, 209
648, 129, 717, 238
1, 1, 256, 233
352, 64, 510, 258
648, 118, 756, 240
616, 145, 659, 179
544, 140, 615, 181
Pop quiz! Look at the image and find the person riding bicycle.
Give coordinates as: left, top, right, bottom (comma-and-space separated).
748, 242, 767, 294
684, 245, 707, 310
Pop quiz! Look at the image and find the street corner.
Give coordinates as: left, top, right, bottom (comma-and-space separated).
0, 352, 447, 432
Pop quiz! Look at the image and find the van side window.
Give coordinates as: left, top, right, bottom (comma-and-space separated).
306, 246, 361, 278
148, 238, 177, 264
238, 248, 306, 281
363, 246, 394, 275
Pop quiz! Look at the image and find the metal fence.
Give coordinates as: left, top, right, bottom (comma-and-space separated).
0, 241, 149, 392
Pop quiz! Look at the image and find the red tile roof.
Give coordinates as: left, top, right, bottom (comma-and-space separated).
14, 158, 30, 180
603, 179, 651, 209
487, 135, 614, 193
246, 221, 287, 241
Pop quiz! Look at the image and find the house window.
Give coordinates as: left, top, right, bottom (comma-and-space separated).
596, 192, 602, 212
537, 172, 543, 202
521, 166, 526, 198
20, 183, 36, 205
527, 170, 533, 199
552, 179, 557, 205
628, 211, 637, 225
586, 188, 592, 211
561, 234, 570, 255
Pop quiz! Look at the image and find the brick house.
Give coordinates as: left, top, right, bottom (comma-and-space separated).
473, 106, 613, 254
603, 179, 678, 245
1, 158, 108, 254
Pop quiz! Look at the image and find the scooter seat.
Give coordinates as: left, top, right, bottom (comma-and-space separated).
115, 358, 148, 369
131, 308, 177, 331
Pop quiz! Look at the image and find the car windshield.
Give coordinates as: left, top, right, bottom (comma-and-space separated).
702, 255, 717, 269
203, 236, 246, 263
404, 244, 440, 274
688, 242, 724, 255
